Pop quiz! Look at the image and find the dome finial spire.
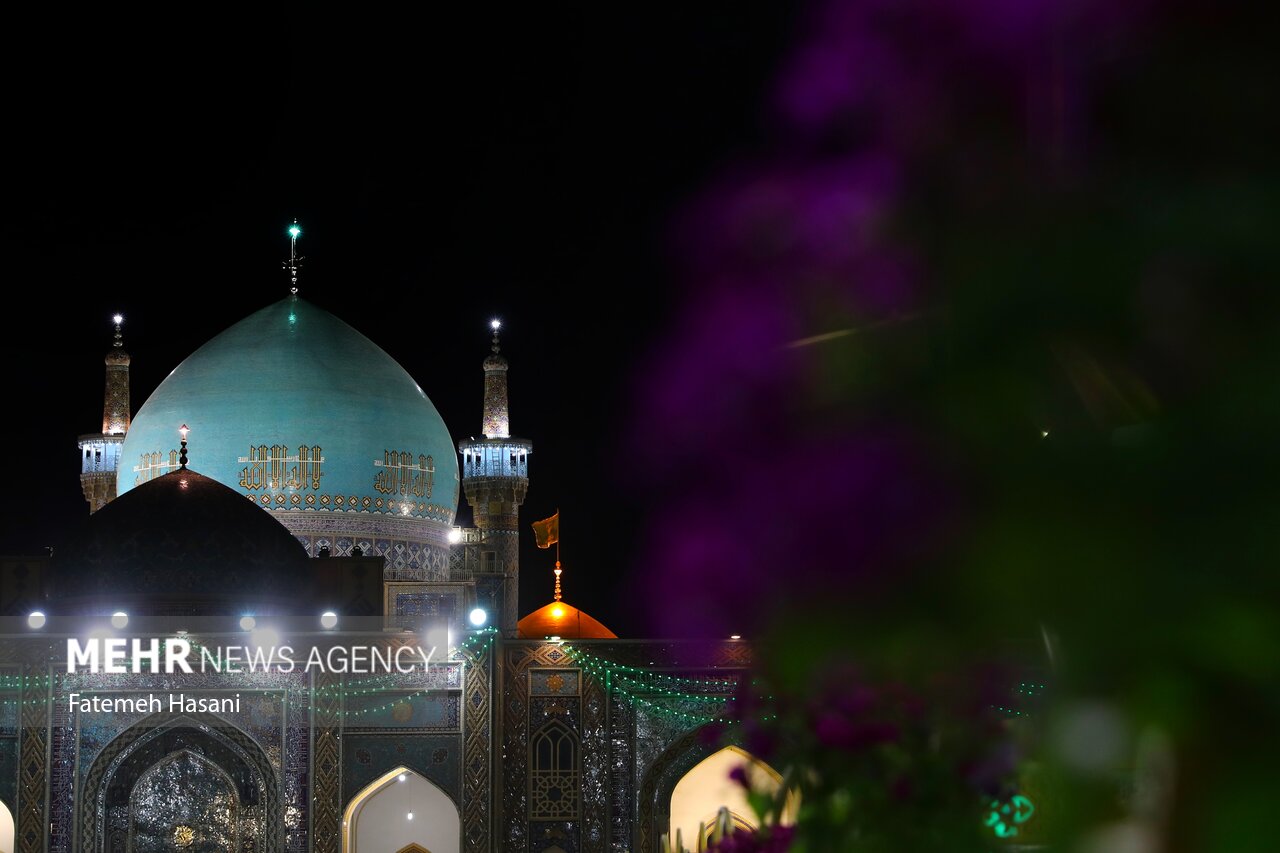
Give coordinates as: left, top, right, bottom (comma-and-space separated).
284, 219, 304, 296
553, 560, 563, 602
490, 318, 502, 354
111, 313, 124, 348
178, 424, 190, 469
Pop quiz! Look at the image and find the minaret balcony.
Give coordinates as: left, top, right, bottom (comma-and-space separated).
458, 437, 532, 480
76, 434, 125, 474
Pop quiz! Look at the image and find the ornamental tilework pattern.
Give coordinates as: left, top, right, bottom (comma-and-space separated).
250, 495, 454, 524
607, 694, 633, 853
529, 697, 579, 729
275, 512, 452, 577
312, 671, 342, 853
581, 678, 609, 853
342, 734, 462, 805
461, 637, 494, 853
344, 692, 460, 732
385, 587, 465, 631
530, 821, 580, 853
7, 640, 54, 853
502, 646, 534, 851
530, 669, 580, 696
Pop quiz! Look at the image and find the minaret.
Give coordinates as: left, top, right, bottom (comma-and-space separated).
458, 320, 531, 636
78, 314, 130, 512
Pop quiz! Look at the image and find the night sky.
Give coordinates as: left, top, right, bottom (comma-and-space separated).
4, 8, 801, 635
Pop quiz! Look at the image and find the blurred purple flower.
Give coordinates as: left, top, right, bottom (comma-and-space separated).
677, 156, 902, 281
741, 719, 779, 762
640, 430, 948, 636
631, 0, 1151, 641
815, 712, 900, 750
707, 825, 796, 853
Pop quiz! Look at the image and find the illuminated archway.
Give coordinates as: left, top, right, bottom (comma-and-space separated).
0, 798, 14, 853
342, 766, 459, 853
128, 749, 239, 851
669, 746, 797, 850
79, 713, 277, 852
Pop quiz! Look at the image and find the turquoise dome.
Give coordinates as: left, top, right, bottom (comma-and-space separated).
118, 297, 458, 575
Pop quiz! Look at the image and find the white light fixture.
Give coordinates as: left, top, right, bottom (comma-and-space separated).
112, 313, 124, 325
249, 627, 280, 651
111, 611, 129, 630
548, 635, 562, 643
424, 624, 450, 658
730, 634, 742, 640
469, 607, 488, 627
490, 318, 501, 331
240, 615, 256, 632
447, 527, 463, 544
320, 611, 338, 630
398, 773, 407, 783
407, 812, 414, 821
27, 611, 46, 629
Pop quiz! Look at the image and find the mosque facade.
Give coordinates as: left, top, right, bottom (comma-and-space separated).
0, 256, 778, 853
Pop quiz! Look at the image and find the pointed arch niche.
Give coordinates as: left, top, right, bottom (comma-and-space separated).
669, 746, 797, 850
342, 766, 459, 853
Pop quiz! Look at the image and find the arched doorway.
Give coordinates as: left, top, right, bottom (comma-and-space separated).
343, 766, 459, 853
128, 749, 240, 851
639, 732, 798, 852
0, 798, 14, 853
79, 713, 280, 853
669, 746, 796, 849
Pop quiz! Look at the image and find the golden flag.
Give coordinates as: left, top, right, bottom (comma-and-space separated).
532, 511, 559, 549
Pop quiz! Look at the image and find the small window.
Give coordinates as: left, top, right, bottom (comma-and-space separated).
530, 721, 579, 819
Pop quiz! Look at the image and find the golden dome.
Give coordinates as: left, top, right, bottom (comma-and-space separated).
517, 600, 616, 639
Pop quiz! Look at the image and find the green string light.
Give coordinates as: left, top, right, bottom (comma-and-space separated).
560, 643, 766, 726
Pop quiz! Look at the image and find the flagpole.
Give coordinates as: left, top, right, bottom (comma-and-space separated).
554, 507, 562, 602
